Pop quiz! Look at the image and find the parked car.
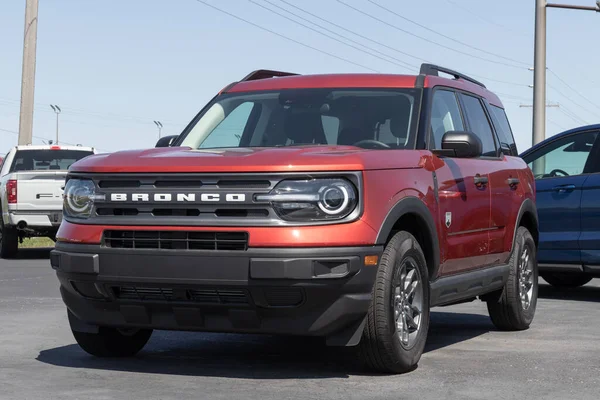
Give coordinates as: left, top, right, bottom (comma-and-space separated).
520, 124, 600, 288
50, 64, 539, 374
0, 144, 96, 258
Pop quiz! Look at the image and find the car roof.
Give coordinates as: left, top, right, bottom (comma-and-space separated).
224, 66, 503, 108
520, 123, 600, 157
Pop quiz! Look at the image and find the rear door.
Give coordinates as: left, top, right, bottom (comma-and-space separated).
427, 88, 492, 276
522, 129, 599, 266
579, 135, 600, 271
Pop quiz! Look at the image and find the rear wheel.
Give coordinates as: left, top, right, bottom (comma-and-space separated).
540, 272, 593, 288
0, 218, 18, 259
71, 326, 153, 357
358, 231, 430, 374
486, 226, 538, 331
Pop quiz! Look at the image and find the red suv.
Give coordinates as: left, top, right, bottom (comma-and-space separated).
50, 64, 539, 373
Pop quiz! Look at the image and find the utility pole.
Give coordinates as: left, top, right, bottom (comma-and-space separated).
50, 104, 61, 144
17, 0, 39, 146
153, 121, 163, 140
532, 1, 600, 148
519, 103, 560, 108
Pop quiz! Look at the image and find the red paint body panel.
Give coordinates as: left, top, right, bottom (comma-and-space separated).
57, 219, 379, 247
69, 146, 428, 174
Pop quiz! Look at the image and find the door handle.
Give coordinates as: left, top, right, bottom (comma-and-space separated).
507, 177, 520, 187
474, 174, 488, 187
553, 184, 576, 193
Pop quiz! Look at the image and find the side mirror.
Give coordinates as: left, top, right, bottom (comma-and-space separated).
439, 130, 482, 158
155, 135, 178, 148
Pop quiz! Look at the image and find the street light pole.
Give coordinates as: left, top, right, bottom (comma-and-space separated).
17, 0, 39, 146
153, 120, 163, 140
532, 1, 600, 149
50, 104, 61, 144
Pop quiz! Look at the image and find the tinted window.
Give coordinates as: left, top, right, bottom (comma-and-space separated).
460, 94, 497, 156
489, 105, 518, 156
9, 149, 94, 172
429, 89, 464, 149
179, 89, 420, 150
522, 131, 599, 178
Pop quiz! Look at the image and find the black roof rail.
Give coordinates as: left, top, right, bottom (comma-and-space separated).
419, 63, 486, 88
240, 69, 299, 82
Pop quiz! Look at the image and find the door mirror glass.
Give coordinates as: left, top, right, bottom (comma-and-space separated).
440, 130, 482, 158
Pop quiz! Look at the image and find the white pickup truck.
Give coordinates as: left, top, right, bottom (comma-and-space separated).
0, 145, 96, 258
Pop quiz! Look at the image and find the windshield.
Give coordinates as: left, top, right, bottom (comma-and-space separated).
179, 88, 421, 150
9, 149, 94, 172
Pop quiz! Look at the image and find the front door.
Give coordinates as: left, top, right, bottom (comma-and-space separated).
522, 129, 599, 266
427, 88, 492, 276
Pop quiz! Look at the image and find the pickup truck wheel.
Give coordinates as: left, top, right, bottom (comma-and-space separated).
0, 219, 18, 259
72, 327, 153, 357
358, 231, 430, 374
486, 226, 538, 331
540, 272, 593, 288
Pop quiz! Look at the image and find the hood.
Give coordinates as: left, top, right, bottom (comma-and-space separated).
69, 146, 429, 173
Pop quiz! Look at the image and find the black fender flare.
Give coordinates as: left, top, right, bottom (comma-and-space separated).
375, 196, 441, 279
511, 197, 539, 253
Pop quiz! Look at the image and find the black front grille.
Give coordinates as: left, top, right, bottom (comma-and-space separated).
103, 230, 248, 251
113, 286, 250, 304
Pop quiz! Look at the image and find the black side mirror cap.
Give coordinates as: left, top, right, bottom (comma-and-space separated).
155, 135, 179, 148
435, 130, 482, 158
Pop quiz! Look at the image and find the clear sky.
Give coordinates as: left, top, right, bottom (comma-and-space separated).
1, 0, 599, 156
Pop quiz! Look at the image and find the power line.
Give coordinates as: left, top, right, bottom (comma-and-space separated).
276, 0, 429, 64
548, 68, 600, 114
547, 82, 600, 122
336, 0, 528, 70
558, 104, 588, 125
247, 0, 416, 71
547, 117, 567, 131
367, 0, 530, 68
443, 0, 529, 38
193, 0, 379, 72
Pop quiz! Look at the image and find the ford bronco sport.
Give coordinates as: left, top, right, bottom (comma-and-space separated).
50, 64, 539, 373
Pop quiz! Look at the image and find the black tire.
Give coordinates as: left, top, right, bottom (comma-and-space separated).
358, 231, 430, 374
72, 327, 153, 357
486, 226, 538, 331
0, 218, 18, 259
540, 272, 593, 288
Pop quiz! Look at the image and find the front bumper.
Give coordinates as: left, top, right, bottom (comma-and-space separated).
50, 243, 383, 345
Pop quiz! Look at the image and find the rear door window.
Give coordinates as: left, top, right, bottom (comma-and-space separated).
459, 94, 498, 157
489, 105, 518, 156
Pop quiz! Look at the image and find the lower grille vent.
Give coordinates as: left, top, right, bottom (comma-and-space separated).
103, 230, 248, 251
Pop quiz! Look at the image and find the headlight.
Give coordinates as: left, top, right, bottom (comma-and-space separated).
63, 179, 102, 219
256, 178, 358, 222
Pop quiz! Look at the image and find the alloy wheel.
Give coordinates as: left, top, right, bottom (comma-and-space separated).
392, 256, 424, 349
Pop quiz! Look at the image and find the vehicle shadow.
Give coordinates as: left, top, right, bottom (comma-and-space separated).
15, 247, 53, 260
538, 282, 600, 303
36, 311, 492, 378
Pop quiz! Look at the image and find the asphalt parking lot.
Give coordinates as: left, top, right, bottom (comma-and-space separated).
1, 249, 599, 400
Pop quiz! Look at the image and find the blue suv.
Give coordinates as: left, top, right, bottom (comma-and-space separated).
520, 124, 600, 288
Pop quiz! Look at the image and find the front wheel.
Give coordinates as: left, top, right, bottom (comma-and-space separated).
358, 231, 430, 374
72, 327, 153, 357
486, 226, 538, 331
540, 272, 593, 288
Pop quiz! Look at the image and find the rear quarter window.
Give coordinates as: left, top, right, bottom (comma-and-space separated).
489, 105, 518, 156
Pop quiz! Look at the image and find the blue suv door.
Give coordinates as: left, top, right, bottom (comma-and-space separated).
521, 128, 599, 270
579, 135, 600, 273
